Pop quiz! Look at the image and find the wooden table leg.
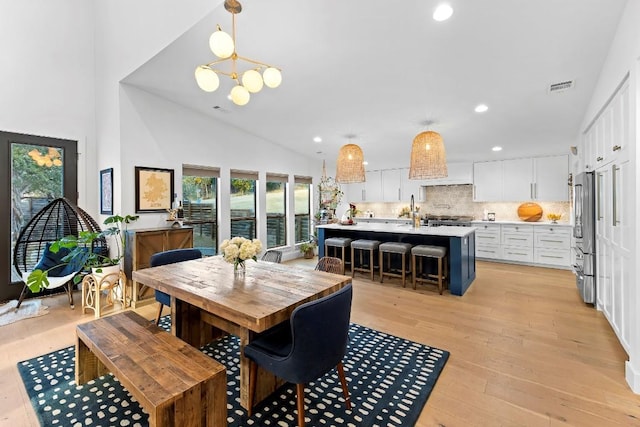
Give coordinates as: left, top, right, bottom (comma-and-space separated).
75, 333, 109, 385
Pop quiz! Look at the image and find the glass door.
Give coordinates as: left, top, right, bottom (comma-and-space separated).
1, 131, 77, 301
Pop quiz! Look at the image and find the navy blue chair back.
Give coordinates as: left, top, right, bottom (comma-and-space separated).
150, 248, 202, 268
288, 283, 353, 383
246, 283, 352, 384
150, 248, 202, 324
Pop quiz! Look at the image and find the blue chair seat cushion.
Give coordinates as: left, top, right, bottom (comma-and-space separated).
34, 243, 86, 277
155, 290, 171, 306
246, 322, 292, 358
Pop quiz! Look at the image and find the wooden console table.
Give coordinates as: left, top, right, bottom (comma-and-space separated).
124, 226, 193, 307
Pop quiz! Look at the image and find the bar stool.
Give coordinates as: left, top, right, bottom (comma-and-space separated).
324, 237, 352, 274
379, 242, 413, 287
411, 245, 448, 294
351, 239, 381, 281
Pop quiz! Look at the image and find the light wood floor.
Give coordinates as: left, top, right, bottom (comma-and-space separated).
1, 260, 639, 426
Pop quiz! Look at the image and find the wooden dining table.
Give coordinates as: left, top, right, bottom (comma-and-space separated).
132, 255, 352, 410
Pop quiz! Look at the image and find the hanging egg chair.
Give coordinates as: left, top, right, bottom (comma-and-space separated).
12, 197, 107, 309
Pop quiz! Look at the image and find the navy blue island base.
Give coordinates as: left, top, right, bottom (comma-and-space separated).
317, 223, 476, 296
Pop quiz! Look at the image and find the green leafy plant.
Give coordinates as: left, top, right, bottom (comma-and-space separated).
299, 239, 317, 259
26, 214, 139, 292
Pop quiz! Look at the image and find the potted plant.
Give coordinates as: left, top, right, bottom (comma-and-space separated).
299, 240, 317, 259
26, 214, 139, 293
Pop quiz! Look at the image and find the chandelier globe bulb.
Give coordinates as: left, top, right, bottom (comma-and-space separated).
263, 67, 282, 88
230, 85, 250, 105
242, 69, 264, 93
195, 66, 220, 92
209, 29, 235, 59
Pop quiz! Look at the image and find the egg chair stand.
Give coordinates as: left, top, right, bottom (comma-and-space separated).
12, 197, 107, 310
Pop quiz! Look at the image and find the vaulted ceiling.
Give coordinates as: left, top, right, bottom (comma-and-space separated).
123, 0, 627, 169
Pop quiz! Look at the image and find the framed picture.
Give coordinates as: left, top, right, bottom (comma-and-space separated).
135, 166, 175, 213
100, 168, 113, 215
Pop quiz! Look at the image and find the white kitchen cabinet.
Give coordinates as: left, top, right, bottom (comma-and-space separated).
342, 181, 364, 203
587, 76, 632, 353
422, 162, 473, 186
501, 224, 534, 263
342, 170, 382, 203
473, 161, 502, 201
534, 155, 569, 201
400, 168, 426, 202
501, 158, 532, 201
381, 169, 402, 202
473, 222, 571, 268
586, 80, 630, 171
533, 225, 571, 267
475, 223, 502, 259
501, 156, 569, 201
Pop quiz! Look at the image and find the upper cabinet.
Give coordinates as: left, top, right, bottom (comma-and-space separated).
341, 170, 382, 203
473, 161, 503, 201
474, 155, 569, 202
381, 169, 402, 202
583, 80, 630, 171
422, 162, 473, 186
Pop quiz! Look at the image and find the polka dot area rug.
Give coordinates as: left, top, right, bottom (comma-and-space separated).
17, 318, 449, 427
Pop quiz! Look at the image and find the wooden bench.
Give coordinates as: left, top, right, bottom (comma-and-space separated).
75, 311, 227, 427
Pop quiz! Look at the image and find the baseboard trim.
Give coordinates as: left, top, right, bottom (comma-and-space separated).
625, 360, 640, 394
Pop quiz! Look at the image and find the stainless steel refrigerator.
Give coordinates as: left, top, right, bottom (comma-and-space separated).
573, 171, 596, 304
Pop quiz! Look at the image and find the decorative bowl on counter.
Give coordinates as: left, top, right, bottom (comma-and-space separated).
517, 202, 543, 222
547, 213, 562, 224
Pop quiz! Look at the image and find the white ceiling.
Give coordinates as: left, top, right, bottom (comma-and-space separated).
123, 0, 627, 169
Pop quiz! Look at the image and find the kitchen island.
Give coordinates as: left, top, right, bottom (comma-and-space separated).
317, 223, 476, 296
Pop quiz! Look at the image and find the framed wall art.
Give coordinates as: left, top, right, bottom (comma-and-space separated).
135, 166, 174, 213
100, 168, 113, 215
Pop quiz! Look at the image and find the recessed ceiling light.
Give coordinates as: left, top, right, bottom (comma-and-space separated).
492, 146, 502, 152
313, 136, 322, 143
362, 161, 369, 166
475, 104, 489, 113
433, 4, 453, 21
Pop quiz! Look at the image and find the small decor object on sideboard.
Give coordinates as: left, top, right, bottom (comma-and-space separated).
517, 202, 543, 222
487, 212, 496, 221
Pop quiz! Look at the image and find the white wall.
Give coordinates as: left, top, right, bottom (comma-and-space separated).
0, 0, 95, 210
579, 0, 640, 393
119, 85, 320, 249
93, 0, 219, 218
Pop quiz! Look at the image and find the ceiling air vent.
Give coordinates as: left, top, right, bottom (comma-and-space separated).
548, 80, 575, 93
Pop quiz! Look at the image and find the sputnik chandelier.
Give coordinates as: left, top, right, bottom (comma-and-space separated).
194, 0, 282, 106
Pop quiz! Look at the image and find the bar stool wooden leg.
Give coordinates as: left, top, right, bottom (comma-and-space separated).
351, 247, 356, 278
412, 254, 417, 290
437, 257, 443, 295
369, 248, 375, 281
401, 253, 406, 287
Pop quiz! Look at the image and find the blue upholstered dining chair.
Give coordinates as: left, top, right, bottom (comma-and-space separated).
244, 283, 353, 427
150, 248, 202, 325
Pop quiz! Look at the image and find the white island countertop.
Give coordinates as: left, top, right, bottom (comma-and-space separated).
316, 222, 475, 238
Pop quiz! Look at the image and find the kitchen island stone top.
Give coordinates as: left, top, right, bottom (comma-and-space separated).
317, 222, 476, 238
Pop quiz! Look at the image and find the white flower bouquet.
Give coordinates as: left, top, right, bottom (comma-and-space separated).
220, 236, 262, 271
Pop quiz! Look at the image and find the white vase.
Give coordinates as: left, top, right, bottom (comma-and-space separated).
91, 265, 121, 289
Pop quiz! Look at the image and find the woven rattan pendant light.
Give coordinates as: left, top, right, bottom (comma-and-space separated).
335, 143, 365, 183
409, 130, 448, 179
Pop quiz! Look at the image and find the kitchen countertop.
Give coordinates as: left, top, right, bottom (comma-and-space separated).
317, 222, 476, 238
471, 220, 571, 226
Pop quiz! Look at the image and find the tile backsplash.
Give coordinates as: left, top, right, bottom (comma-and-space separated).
349, 184, 571, 223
